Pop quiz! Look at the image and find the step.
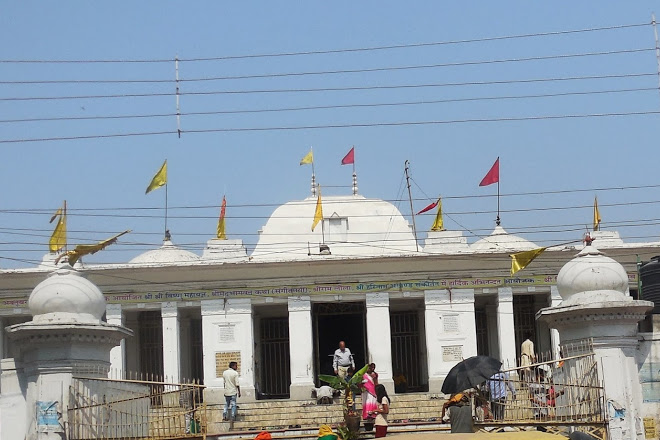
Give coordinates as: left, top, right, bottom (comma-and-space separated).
203, 392, 449, 434
206, 421, 453, 440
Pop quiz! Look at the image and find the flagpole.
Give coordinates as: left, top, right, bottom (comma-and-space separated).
165, 183, 168, 239
64, 199, 68, 254
311, 146, 316, 196
352, 146, 357, 195
496, 178, 501, 226
404, 160, 419, 252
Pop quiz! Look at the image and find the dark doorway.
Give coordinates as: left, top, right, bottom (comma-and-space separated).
138, 311, 164, 378
390, 311, 427, 392
259, 317, 291, 399
313, 302, 366, 384
189, 318, 204, 384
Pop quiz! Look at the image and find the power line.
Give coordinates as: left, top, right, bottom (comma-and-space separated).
3, 109, 660, 144
0, 22, 649, 64
1, 47, 654, 85
2, 198, 660, 219
1, 85, 655, 124
0, 49, 654, 101
0, 183, 657, 213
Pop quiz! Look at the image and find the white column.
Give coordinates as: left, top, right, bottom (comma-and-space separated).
496, 287, 517, 369
288, 296, 315, 400
201, 298, 256, 403
365, 292, 394, 393
105, 304, 125, 374
161, 302, 181, 383
424, 289, 477, 393
549, 286, 562, 359
0, 316, 4, 359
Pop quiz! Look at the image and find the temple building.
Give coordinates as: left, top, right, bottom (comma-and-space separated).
0, 190, 659, 410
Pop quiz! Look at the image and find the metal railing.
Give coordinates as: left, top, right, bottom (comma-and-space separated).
474, 339, 607, 439
67, 370, 206, 439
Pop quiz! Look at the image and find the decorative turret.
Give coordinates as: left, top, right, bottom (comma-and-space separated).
28, 264, 106, 324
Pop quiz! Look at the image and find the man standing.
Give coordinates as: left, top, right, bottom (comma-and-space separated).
487, 370, 516, 420
223, 361, 241, 421
333, 341, 355, 379
520, 333, 536, 381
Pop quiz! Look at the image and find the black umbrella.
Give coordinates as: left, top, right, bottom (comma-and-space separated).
441, 355, 502, 394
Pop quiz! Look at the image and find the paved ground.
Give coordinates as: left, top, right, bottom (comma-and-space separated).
388, 432, 565, 439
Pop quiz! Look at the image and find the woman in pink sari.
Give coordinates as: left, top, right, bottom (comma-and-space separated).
362, 363, 379, 421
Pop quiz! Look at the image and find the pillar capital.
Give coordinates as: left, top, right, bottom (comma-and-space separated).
287, 296, 311, 312
161, 301, 179, 318
366, 292, 389, 307
497, 287, 513, 302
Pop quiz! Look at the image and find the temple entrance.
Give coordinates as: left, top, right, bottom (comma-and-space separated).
513, 293, 552, 359
313, 301, 366, 383
390, 298, 428, 392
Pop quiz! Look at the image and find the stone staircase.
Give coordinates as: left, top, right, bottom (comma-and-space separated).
205, 393, 450, 438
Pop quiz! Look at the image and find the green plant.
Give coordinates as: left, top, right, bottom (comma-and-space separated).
319, 364, 369, 417
336, 422, 358, 440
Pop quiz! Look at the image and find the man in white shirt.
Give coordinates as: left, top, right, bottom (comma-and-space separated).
333, 341, 355, 379
222, 362, 241, 421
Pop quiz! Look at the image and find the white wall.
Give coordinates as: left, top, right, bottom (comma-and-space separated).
201, 299, 255, 402
424, 289, 477, 393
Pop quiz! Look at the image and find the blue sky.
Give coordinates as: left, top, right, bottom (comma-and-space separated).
1, 2, 660, 267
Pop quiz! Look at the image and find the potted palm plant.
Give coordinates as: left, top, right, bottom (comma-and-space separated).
319, 364, 369, 435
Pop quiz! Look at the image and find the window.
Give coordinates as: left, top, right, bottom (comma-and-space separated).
323, 214, 348, 242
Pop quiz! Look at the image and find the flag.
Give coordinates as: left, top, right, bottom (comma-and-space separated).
593, 196, 601, 231
49, 204, 67, 253
217, 196, 227, 240
431, 199, 445, 231
146, 160, 167, 194
479, 157, 500, 186
417, 201, 438, 215
312, 188, 323, 231
341, 147, 355, 165
510, 247, 547, 276
56, 230, 130, 266
300, 150, 314, 165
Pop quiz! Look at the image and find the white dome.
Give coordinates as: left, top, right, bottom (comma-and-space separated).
129, 240, 200, 265
28, 265, 106, 324
556, 245, 629, 305
470, 225, 538, 253
251, 194, 416, 261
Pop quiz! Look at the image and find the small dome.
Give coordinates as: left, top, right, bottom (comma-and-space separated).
29, 265, 106, 324
470, 225, 538, 253
129, 240, 200, 265
251, 195, 416, 261
556, 245, 629, 305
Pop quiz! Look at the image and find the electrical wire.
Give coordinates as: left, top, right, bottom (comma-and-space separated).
3, 109, 660, 144
0, 22, 649, 64
1, 84, 655, 124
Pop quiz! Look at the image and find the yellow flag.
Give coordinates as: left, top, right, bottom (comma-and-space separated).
49, 203, 67, 253
510, 247, 547, 276
216, 196, 227, 240
430, 198, 445, 231
57, 230, 131, 266
146, 160, 167, 194
312, 188, 323, 231
593, 196, 601, 231
300, 150, 313, 165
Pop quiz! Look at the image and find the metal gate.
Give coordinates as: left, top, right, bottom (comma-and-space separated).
513, 295, 537, 359
139, 311, 164, 378
68, 372, 206, 439
259, 317, 290, 399
189, 318, 204, 384
390, 311, 425, 391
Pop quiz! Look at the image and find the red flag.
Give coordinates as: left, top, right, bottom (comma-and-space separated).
417, 201, 438, 215
479, 157, 499, 186
341, 147, 355, 165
